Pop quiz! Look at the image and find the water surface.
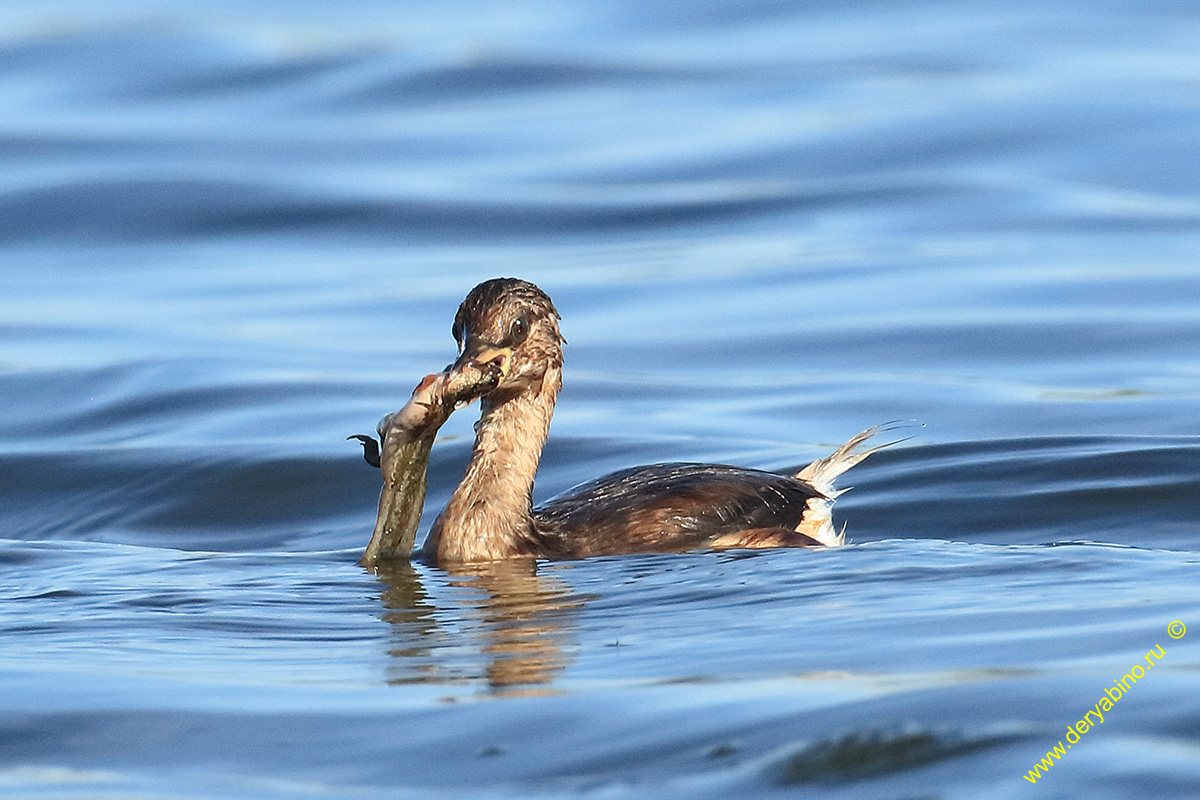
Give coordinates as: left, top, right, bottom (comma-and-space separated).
2, 1, 1199, 798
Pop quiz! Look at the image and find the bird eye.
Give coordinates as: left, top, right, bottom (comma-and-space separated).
508, 314, 530, 345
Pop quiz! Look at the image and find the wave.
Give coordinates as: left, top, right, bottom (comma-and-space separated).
843, 435, 1200, 550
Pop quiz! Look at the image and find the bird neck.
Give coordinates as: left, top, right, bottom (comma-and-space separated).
429, 365, 561, 563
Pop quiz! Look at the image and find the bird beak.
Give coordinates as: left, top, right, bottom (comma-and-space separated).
449, 337, 512, 389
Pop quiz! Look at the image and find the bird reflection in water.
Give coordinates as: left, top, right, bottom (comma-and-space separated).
373, 558, 584, 694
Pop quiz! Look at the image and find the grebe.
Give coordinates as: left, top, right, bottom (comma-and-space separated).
358, 278, 893, 567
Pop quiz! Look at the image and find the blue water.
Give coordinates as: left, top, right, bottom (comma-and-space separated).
3, 1, 1200, 797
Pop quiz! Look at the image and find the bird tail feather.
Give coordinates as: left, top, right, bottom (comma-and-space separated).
792, 422, 913, 547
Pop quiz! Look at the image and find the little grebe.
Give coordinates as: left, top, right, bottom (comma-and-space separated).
361, 278, 893, 566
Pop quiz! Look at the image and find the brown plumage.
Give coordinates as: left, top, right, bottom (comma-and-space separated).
415, 278, 892, 566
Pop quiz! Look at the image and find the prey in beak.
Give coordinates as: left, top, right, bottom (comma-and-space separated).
349, 359, 505, 470
447, 336, 512, 399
